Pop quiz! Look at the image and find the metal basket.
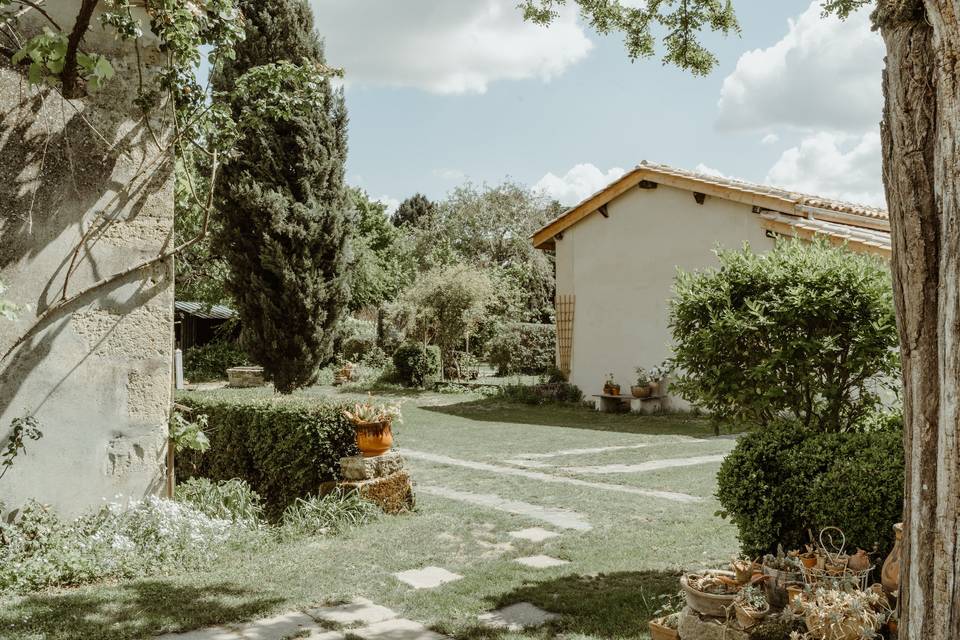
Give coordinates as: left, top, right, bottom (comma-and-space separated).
801, 527, 874, 591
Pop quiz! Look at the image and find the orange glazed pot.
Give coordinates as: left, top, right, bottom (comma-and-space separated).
354, 420, 393, 457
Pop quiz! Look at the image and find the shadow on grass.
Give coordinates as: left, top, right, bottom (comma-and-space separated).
422, 397, 727, 437
442, 570, 680, 640
0, 579, 283, 640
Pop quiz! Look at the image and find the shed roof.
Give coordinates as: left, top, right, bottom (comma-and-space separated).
175, 301, 236, 320
531, 161, 890, 253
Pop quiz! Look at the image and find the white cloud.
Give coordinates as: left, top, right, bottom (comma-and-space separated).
765, 131, 884, 207
375, 195, 401, 215
761, 133, 780, 145
433, 168, 467, 181
533, 163, 626, 205
310, 0, 593, 94
717, 1, 882, 133
693, 163, 729, 179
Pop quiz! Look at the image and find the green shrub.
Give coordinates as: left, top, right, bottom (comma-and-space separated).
0, 497, 241, 594
500, 382, 583, 405
669, 240, 899, 432
175, 477, 264, 526
339, 317, 377, 362
715, 416, 904, 558
183, 339, 250, 382
486, 323, 555, 376
392, 342, 441, 387
279, 489, 381, 538
444, 350, 480, 380
176, 394, 358, 518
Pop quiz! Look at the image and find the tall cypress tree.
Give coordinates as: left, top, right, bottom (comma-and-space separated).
213, 0, 350, 393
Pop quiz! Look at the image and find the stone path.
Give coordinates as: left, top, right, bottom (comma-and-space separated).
394, 566, 464, 589
417, 485, 593, 531
514, 554, 569, 568
404, 450, 701, 503
508, 526, 561, 542
478, 602, 559, 631
563, 454, 726, 474
159, 599, 450, 640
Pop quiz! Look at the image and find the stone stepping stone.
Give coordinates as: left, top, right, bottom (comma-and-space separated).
513, 554, 569, 569
351, 618, 449, 640
307, 598, 397, 626
478, 602, 559, 631
157, 627, 241, 640
393, 566, 463, 589
236, 612, 320, 640
503, 458, 552, 468
508, 527, 560, 542
303, 632, 346, 640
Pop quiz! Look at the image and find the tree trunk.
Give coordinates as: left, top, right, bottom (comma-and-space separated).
880, 1, 960, 637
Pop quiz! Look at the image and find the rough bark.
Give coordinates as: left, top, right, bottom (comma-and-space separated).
879, 1, 960, 637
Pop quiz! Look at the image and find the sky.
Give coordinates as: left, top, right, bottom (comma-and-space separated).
305, 0, 886, 212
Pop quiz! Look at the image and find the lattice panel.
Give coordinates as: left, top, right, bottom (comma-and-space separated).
556, 294, 575, 376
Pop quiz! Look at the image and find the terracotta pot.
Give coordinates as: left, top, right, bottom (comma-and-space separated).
882, 523, 903, 594
800, 553, 818, 569
353, 420, 393, 457
680, 571, 738, 618
734, 601, 769, 629
605, 384, 620, 396
648, 381, 660, 396
848, 549, 871, 572
786, 585, 805, 613
647, 618, 679, 640
631, 385, 652, 398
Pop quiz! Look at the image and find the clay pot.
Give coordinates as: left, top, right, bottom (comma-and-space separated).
734, 601, 769, 629
882, 523, 903, 594
353, 420, 393, 457
631, 385, 652, 398
647, 617, 679, 640
604, 384, 620, 396
848, 549, 871, 572
680, 571, 739, 618
762, 565, 803, 611
800, 553, 819, 569
786, 584, 805, 613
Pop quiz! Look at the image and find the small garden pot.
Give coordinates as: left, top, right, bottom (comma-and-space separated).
734, 601, 769, 629
353, 420, 393, 457
647, 617, 679, 640
648, 381, 660, 396
604, 384, 621, 396
762, 565, 803, 610
631, 385, 652, 398
800, 553, 819, 569
681, 571, 739, 618
786, 585, 805, 613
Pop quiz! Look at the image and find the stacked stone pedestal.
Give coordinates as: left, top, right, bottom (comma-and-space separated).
337, 451, 414, 513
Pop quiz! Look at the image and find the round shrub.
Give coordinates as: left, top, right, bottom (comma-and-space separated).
392, 342, 441, 387
716, 418, 904, 558
444, 350, 480, 380
338, 317, 377, 362
485, 323, 555, 376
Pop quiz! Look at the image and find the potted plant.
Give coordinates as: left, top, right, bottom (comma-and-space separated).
733, 586, 769, 629
632, 367, 652, 398
794, 587, 890, 640
647, 590, 683, 640
603, 373, 620, 396
762, 546, 803, 610
786, 583, 808, 613
680, 570, 740, 618
731, 555, 756, 585
343, 399, 403, 457
648, 361, 672, 395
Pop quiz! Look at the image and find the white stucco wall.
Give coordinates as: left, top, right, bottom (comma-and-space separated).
554, 184, 776, 407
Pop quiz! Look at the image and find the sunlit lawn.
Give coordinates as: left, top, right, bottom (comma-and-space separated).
0, 385, 741, 640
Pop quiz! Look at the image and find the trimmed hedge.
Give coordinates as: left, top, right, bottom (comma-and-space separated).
485, 323, 555, 376
177, 394, 357, 519
183, 340, 249, 382
392, 342, 441, 387
715, 417, 904, 558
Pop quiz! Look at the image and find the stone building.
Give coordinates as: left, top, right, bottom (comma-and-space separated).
0, 3, 174, 516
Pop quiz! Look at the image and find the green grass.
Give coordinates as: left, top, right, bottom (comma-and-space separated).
1, 387, 740, 640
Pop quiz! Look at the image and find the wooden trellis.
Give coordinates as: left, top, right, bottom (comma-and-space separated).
556, 294, 575, 376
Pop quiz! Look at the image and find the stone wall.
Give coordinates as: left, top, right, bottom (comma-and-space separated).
0, 4, 174, 517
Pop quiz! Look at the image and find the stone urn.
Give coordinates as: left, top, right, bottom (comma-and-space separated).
882, 522, 903, 594
353, 419, 393, 458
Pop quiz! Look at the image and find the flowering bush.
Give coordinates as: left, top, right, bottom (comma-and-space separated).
0, 497, 241, 594
343, 399, 403, 425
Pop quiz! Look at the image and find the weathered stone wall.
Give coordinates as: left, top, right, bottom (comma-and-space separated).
0, 4, 173, 517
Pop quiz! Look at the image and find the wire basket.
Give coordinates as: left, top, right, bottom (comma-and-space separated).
801, 527, 874, 591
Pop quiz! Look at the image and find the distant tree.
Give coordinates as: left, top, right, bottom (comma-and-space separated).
348, 188, 416, 311
213, 0, 351, 393
392, 193, 435, 228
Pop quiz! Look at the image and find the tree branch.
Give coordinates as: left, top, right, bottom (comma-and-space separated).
60, 0, 98, 99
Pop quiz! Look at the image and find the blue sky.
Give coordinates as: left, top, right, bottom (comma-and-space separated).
307, 1, 885, 210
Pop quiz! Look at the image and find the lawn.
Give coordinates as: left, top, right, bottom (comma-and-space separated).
0, 386, 741, 640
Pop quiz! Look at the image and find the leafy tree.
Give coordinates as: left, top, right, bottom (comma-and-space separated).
213, 0, 351, 393
669, 240, 899, 433
347, 189, 415, 311
393, 265, 497, 359
524, 4, 960, 632
392, 193, 434, 228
